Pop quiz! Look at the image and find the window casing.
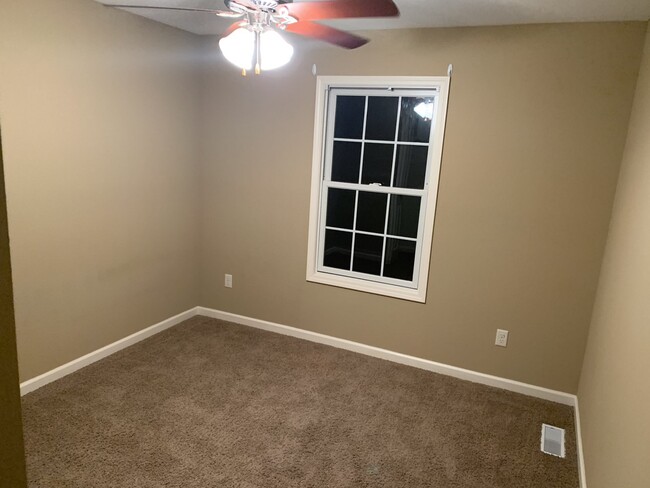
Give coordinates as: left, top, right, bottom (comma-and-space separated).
306, 77, 449, 302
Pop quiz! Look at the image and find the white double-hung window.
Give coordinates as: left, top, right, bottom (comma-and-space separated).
306, 76, 450, 302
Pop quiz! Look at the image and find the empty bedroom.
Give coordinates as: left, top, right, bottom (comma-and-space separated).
1, 0, 649, 487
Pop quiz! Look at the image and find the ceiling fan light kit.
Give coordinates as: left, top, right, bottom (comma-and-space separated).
105, 0, 400, 74
218, 1, 299, 75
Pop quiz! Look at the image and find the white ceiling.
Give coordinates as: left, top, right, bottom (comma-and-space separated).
95, 0, 650, 36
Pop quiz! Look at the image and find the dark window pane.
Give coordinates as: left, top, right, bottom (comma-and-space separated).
383, 238, 416, 281
331, 141, 362, 183
356, 191, 387, 234
334, 96, 365, 139
398, 97, 433, 143
394, 145, 428, 189
352, 234, 383, 276
361, 143, 393, 186
387, 195, 421, 238
326, 188, 355, 229
365, 97, 398, 141
323, 230, 353, 270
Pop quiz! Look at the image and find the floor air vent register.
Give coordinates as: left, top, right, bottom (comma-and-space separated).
541, 424, 566, 458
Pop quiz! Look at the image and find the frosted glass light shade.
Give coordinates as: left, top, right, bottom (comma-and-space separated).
219, 26, 293, 72
219, 27, 254, 70
260, 30, 294, 70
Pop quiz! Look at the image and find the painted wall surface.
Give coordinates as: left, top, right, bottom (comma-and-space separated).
578, 22, 650, 487
199, 23, 646, 393
0, 130, 27, 487
0, 0, 202, 381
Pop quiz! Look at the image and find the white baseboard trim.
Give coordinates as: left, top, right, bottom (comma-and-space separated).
574, 397, 588, 488
20, 307, 199, 396
20, 305, 577, 405
196, 307, 577, 407
20, 305, 585, 484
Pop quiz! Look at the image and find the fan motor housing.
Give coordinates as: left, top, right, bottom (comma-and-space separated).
225, 0, 293, 11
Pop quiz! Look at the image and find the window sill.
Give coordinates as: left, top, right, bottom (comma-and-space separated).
306, 270, 426, 303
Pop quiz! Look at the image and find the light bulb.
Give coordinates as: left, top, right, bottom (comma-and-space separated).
260, 29, 294, 70
219, 27, 254, 70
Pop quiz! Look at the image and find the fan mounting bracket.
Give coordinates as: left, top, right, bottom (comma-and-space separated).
225, 0, 297, 28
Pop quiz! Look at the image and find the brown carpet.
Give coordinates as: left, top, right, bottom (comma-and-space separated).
22, 315, 579, 487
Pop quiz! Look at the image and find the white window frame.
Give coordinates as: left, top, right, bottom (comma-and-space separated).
306, 76, 450, 303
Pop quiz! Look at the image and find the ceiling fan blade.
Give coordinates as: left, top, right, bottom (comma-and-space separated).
103, 4, 242, 17
283, 0, 399, 21
285, 21, 368, 49
222, 21, 247, 38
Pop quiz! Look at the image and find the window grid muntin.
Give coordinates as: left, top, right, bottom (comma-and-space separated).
346, 96, 369, 273
318, 87, 438, 288
324, 225, 418, 242
334, 138, 430, 147
379, 97, 404, 276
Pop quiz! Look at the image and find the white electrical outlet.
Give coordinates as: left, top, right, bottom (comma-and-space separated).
224, 274, 233, 288
495, 329, 509, 347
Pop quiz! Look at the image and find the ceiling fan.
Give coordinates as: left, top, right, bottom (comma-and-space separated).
105, 0, 400, 74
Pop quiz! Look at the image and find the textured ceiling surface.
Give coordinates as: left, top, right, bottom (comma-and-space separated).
94, 0, 650, 35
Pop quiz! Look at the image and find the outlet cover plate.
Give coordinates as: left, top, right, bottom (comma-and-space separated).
495, 329, 509, 347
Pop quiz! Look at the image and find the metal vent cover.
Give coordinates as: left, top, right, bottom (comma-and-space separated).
541, 424, 566, 458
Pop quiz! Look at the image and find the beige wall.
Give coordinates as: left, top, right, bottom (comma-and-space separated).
0, 0, 202, 381
199, 22, 646, 393
578, 22, 650, 487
